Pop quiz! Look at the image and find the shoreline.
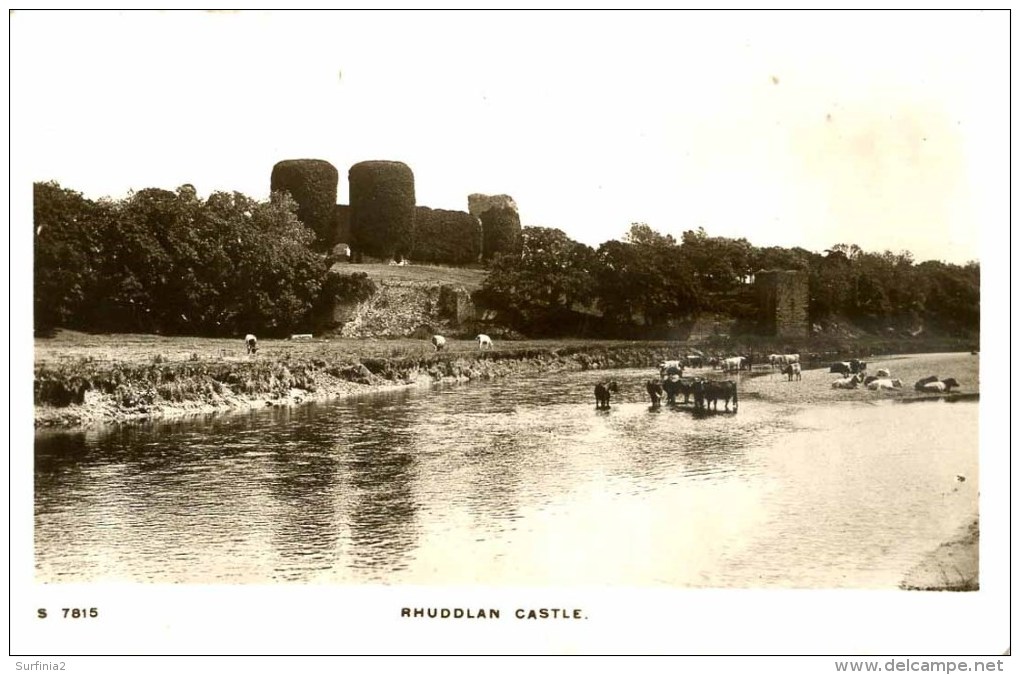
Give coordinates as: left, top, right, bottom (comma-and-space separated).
900, 517, 980, 591
34, 341, 980, 430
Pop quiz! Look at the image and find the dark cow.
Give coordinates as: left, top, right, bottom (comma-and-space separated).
850, 359, 867, 374
662, 376, 698, 405
594, 381, 619, 409
782, 362, 802, 381
684, 355, 703, 368
914, 375, 940, 391
693, 379, 738, 412
830, 362, 852, 376
646, 380, 664, 408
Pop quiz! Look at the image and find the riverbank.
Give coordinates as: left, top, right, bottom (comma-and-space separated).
33, 337, 685, 428
34, 332, 980, 429
900, 517, 980, 591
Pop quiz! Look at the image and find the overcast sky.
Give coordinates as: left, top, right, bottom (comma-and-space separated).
11, 10, 1008, 264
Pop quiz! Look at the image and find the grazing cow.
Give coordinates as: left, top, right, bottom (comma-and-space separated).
693, 379, 738, 412
867, 378, 903, 391
646, 380, 664, 408
919, 378, 961, 393
767, 354, 783, 369
832, 374, 863, 389
875, 368, 890, 378
245, 334, 258, 354
849, 359, 867, 374
476, 334, 493, 350
914, 375, 940, 391
430, 335, 447, 352
782, 362, 802, 381
594, 381, 619, 409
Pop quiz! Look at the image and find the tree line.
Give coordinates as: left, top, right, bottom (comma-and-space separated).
475, 224, 980, 339
34, 181, 979, 340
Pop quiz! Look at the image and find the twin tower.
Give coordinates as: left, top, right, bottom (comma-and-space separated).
270, 159, 521, 264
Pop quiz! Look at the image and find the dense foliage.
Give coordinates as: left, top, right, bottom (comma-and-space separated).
270, 159, 339, 251
480, 206, 522, 262
478, 223, 980, 339
476, 227, 596, 332
412, 207, 481, 264
34, 181, 329, 336
349, 161, 416, 261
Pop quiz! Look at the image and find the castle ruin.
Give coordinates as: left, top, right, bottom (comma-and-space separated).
756, 270, 809, 338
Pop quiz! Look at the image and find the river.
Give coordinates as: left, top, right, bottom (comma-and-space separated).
34, 363, 979, 588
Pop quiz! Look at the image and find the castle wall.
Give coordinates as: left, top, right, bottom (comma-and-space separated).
756, 270, 809, 338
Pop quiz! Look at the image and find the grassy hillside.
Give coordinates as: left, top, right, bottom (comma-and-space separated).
341, 262, 488, 291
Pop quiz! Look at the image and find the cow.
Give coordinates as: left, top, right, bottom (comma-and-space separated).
662, 376, 698, 405
830, 362, 852, 376
782, 362, 802, 381
722, 356, 746, 373
919, 378, 961, 393
832, 374, 863, 389
875, 368, 891, 378
476, 334, 493, 350
767, 354, 783, 369
659, 360, 684, 377
244, 334, 258, 354
646, 380, 664, 408
594, 381, 619, 409
684, 355, 703, 368
430, 335, 447, 352
693, 379, 738, 412
914, 375, 940, 391
867, 378, 903, 391
849, 359, 867, 374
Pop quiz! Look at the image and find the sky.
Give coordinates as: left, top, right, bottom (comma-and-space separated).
10, 10, 1009, 264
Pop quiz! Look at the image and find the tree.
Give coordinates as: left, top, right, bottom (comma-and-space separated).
477, 227, 596, 330
595, 223, 699, 329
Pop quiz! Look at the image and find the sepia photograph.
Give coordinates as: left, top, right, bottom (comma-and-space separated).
10, 9, 1010, 659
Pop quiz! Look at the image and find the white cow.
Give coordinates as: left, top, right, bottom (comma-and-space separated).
867, 378, 903, 391
244, 334, 258, 354
476, 334, 493, 350
722, 356, 746, 373
832, 374, 862, 389
431, 335, 447, 352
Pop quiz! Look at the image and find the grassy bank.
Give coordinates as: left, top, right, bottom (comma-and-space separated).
34, 330, 980, 429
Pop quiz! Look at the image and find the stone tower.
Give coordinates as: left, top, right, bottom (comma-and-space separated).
756, 270, 809, 338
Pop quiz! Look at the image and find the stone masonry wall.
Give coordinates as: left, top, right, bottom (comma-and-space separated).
756, 270, 809, 338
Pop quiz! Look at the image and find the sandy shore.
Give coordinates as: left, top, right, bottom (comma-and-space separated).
900, 517, 980, 591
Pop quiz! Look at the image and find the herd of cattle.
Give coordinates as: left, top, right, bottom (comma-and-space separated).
593, 352, 963, 414
240, 335, 961, 410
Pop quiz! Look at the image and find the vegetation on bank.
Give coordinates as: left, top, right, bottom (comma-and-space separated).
34, 181, 979, 343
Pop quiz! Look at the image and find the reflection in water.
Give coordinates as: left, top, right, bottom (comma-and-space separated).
34, 367, 978, 588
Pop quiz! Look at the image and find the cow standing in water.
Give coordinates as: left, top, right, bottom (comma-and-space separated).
594, 381, 619, 409
245, 334, 258, 355
646, 380, 664, 408
431, 335, 447, 352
